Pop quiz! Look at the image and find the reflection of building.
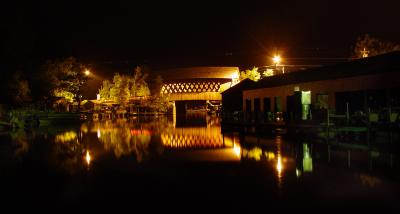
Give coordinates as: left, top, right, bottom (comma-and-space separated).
161, 127, 223, 149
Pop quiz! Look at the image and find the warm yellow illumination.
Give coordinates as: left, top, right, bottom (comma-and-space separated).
85, 150, 91, 165
276, 156, 283, 174
242, 147, 263, 161
84, 69, 90, 76
55, 131, 77, 143
265, 151, 275, 160
361, 47, 369, 58
276, 135, 283, 184
161, 126, 222, 149
97, 128, 101, 138
233, 143, 241, 157
231, 71, 239, 80
273, 55, 281, 65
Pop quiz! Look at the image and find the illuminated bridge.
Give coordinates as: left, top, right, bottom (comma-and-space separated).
157, 67, 239, 114
161, 78, 232, 101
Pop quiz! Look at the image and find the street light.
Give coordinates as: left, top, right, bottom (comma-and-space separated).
272, 55, 285, 74
273, 55, 281, 65
84, 69, 91, 76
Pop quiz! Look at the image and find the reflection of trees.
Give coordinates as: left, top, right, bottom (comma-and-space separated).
51, 129, 84, 174
9, 129, 30, 158
8, 127, 85, 174
95, 121, 152, 162
359, 173, 382, 188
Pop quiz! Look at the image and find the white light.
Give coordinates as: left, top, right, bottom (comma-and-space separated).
85, 150, 91, 165
231, 71, 239, 80
233, 143, 241, 157
273, 55, 281, 65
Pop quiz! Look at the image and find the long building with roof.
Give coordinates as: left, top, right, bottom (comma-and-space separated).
222, 51, 400, 122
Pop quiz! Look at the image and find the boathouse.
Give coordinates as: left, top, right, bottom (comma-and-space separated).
224, 51, 400, 122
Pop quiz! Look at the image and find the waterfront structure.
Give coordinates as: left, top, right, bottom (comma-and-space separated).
223, 51, 400, 122
158, 67, 239, 114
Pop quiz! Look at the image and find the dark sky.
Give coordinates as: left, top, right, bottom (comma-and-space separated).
3, 0, 400, 69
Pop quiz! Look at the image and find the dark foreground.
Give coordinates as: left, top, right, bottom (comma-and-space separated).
1, 116, 399, 212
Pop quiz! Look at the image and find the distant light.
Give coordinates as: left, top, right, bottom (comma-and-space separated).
233, 143, 241, 157
273, 55, 281, 65
84, 69, 90, 76
296, 169, 301, 177
97, 128, 101, 138
277, 156, 283, 173
231, 71, 239, 80
96, 93, 100, 101
85, 150, 91, 165
361, 47, 369, 58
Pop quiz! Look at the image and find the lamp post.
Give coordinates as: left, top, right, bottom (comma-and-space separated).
77, 69, 91, 112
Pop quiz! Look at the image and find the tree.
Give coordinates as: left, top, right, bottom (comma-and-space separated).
263, 69, 274, 77
8, 71, 31, 105
240, 67, 261, 81
98, 80, 112, 101
131, 66, 150, 97
109, 73, 130, 106
352, 34, 400, 59
38, 57, 89, 111
149, 75, 171, 113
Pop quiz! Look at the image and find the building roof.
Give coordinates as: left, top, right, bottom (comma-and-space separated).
248, 51, 400, 90
155, 66, 239, 80
163, 78, 232, 84
221, 78, 255, 95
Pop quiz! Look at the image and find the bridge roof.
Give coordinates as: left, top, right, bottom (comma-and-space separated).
163, 78, 232, 84
156, 66, 239, 80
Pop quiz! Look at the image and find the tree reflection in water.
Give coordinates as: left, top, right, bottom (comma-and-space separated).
89, 118, 164, 162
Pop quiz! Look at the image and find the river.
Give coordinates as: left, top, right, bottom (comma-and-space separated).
1, 114, 399, 211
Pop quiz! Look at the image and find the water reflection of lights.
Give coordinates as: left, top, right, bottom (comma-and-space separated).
276, 136, 283, 187
276, 156, 283, 176
161, 127, 223, 149
131, 129, 152, 135
85, 150, 91, 165
265, 151, 275, 160
242, 147, 263, 161
55, 131, 77, 143
233, 143, 241, 157
302, 144, 313, 172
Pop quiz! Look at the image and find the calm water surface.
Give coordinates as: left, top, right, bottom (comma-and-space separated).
1, 115, 399, 211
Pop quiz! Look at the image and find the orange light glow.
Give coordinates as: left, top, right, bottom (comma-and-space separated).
273, 55, 281, 65
85, 150, 91, 165
130, 129, 152, 135
233, 143, 241, 157
276, 156, 283, 174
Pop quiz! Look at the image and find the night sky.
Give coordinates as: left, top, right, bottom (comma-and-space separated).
3, 0, 400, 69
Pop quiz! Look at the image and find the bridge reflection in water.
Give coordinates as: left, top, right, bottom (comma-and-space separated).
161, 127, 223, 149
160, 114, 242, 161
